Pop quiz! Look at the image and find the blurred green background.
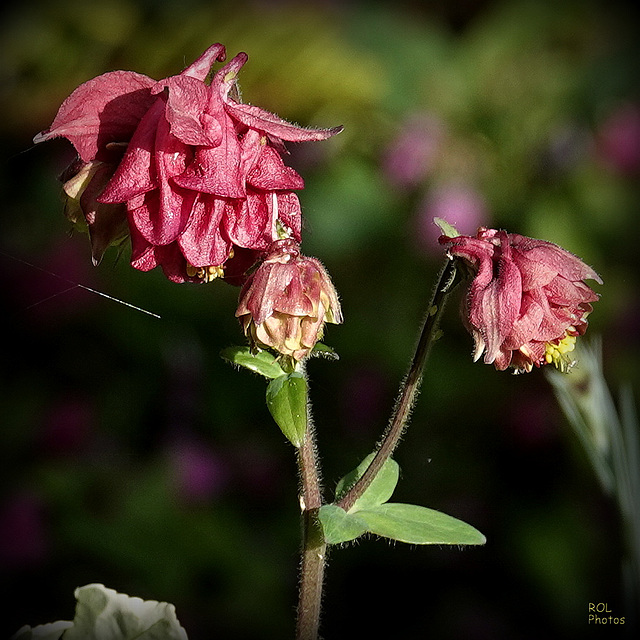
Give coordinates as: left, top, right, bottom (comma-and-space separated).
1, 0, 639, 638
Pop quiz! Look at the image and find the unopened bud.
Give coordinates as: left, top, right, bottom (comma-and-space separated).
236, 239, 342, 361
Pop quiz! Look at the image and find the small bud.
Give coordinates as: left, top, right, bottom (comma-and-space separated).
236, 239, 342, 362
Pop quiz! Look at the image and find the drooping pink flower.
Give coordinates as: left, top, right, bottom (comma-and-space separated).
439, 226, 602, 373
34, 44, 342, 283
236, 238, 342, 361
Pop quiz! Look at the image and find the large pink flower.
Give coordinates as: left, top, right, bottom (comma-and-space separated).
439, 227, 602, 373
34, 44, 342, 283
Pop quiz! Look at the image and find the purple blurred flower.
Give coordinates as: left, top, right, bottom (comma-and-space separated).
341, 365, 390, 435
168, 437, 228, 503
596, 102, 640, 175
414, 183, 488, 255
0, 492, 48, 568
382, 113, 444, 188
543, 124, 591, 174
40, 397, 93, 456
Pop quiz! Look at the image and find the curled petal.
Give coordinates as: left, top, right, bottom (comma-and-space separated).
214, 52, 343, 142
226, 101, 344, 142
472, 255, 522, 364
511, 234, 602, 286
180, 43, 227, 81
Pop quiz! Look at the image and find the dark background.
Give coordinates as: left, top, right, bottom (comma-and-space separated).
1, 0, 639, 638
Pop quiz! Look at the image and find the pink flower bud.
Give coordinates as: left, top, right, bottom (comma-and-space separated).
236, 239, 342, 361
439, 227, 602, 373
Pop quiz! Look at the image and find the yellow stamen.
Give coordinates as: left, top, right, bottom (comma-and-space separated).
186, 264, 225, 282
544, 331, 577, 373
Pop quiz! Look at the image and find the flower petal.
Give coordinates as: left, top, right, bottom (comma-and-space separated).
154, 77, 220, 147
247, 145, 305, 191
99, 98, 166, 202
34, 71, 155, 162
180, 43, 226, 81
178, 196, 232, 267
213, 52, 343, 142
470, 235, 522, 364
226, 101, 344, 142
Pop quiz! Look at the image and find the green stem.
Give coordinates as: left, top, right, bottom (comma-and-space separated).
337, 258, 457, 512
295, 373, 326, 640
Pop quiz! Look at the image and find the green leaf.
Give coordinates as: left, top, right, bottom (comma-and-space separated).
335, 453, 399, 511
266, 372, 307, 447
220, 346, 284, 379
356, 503, 486, 546
318, 504, 368, 545
63, 584, 188, 640
433, 217, 460, 238
310, 342, 340, 360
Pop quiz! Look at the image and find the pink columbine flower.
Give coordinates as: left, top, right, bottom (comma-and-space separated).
236, 239, 342, 361
34, 44, 342, 283
439, 226, 602, 373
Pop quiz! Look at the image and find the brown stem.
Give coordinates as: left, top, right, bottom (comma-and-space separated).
337, 258, 457, 512
295, 376, 326, 640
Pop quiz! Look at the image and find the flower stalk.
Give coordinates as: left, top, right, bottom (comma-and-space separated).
295, 369, 326, 640
338, 258, 458, 513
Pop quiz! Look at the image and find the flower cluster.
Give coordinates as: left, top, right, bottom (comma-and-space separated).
439, 226, 602, 373
34, 44, 341, 284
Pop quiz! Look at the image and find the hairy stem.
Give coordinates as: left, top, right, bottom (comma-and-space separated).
337, 258, 457, 512
295, 375, 326, 640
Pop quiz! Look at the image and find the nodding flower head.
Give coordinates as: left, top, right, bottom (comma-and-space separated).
439, 226, 602, 374
34, 44, 342, 283
235, 239, 342, 362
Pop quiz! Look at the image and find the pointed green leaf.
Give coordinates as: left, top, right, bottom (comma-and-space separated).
310, 342, 340, 360
335, 453, 400, 511
318, 504, 368, 544
356, 503, 486, 546
220, 346, 284, 379
433, 217, 460, 238
62, 584, 188, 640
266, 372, 307, 447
